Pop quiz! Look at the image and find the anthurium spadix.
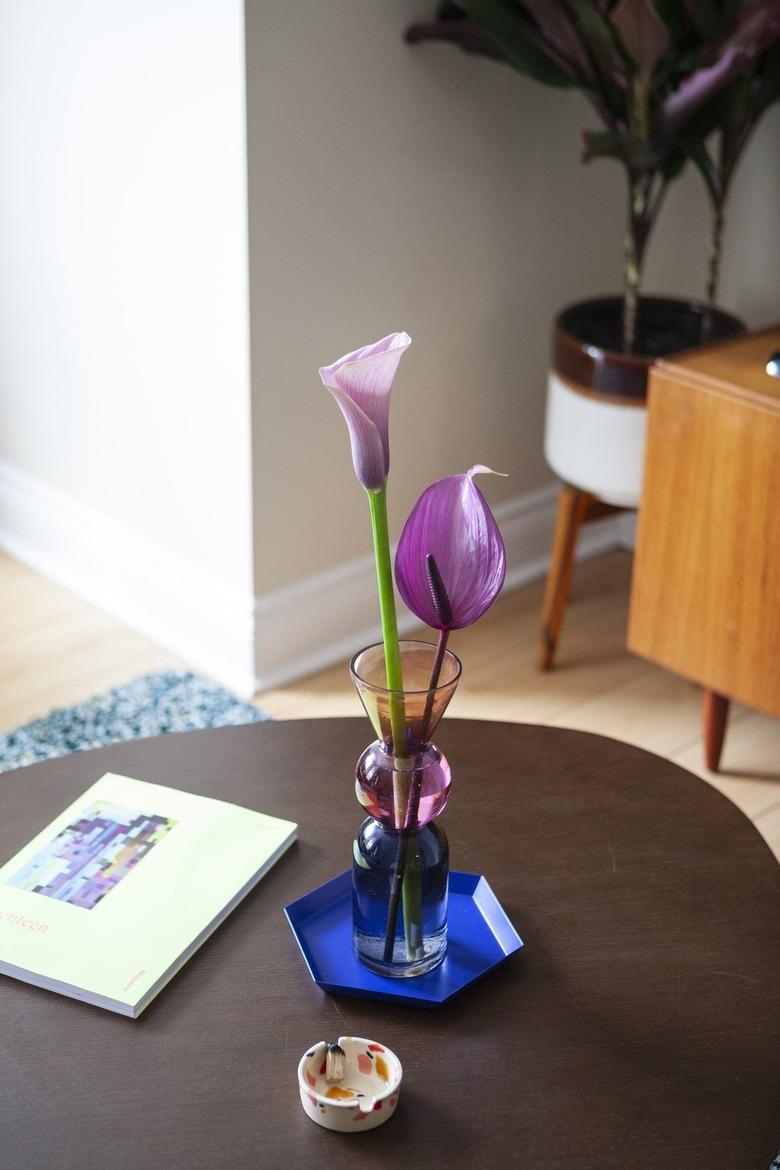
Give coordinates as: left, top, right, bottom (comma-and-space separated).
319, 332, 411, 491
395, 466, 507, 631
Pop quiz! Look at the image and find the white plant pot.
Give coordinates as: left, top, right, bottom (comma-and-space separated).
544, 371, 646, 507
543, 296, 744, 507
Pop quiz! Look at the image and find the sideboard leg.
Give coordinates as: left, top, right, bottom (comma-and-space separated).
703, 690, 729, 772
537, 485, 591, 671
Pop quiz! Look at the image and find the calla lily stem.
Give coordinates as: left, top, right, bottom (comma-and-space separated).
368, 484, 423, 964
367, 485, 408, 768
367, 485, 403, 692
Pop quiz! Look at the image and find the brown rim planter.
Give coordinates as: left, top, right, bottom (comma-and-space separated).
538, 295, 745, 669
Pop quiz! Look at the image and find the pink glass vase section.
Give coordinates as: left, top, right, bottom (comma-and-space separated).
349, 640, 461, 830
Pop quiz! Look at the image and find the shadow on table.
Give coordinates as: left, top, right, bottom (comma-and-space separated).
380, 1087, 477, 1152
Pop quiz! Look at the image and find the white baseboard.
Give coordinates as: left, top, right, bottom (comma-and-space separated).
0, 460, 635, 700
0, 459, 256, 698
254, 483, 634, 692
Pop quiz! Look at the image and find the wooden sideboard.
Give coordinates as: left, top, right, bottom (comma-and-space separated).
628, 326, 780, 770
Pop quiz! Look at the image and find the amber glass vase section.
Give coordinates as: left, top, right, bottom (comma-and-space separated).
350, 641, 461, 755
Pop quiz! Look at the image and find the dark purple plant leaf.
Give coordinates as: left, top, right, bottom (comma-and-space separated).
582, 127, 656, 168
611, 0, 670, 83
702, 40, 780, 188
663, 2, 780, 131
459, 0, 578, 86
405, 5, 508, 63
517, 0, 597, 81
581, 128, 623, 162
751, 35, 780, 115
567, 0, 632, 76
683, 0, 743, 40
660, 144, 689, 182
651, 0, 691, 44
684, 137, 723, 200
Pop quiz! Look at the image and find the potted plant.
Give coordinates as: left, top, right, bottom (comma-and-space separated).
405, 0, 779, 667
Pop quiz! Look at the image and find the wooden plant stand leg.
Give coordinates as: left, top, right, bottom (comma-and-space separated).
537, 485, 592, 671
702, 689, 730, 772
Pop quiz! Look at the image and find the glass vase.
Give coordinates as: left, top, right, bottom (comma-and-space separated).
349, 640, 461, 978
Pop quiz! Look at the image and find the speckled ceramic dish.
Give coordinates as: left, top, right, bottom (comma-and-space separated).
297, 1036, 402, 1132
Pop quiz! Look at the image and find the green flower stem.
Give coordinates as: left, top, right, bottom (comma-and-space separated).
367, 485, 410, 819
401, 844, 423, 959
367, 484, 403, 688
366, 484, 422, 962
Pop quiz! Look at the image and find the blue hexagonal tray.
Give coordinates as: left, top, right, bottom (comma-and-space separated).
284, 870, 523, 1008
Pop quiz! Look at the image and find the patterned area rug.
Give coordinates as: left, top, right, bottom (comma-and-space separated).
0, 670, 270, 774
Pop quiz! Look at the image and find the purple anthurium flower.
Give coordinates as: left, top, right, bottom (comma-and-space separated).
395, 466, 506, 630
319, 332, 412, 491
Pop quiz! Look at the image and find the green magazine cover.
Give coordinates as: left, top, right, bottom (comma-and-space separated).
0, 772, 297, 1016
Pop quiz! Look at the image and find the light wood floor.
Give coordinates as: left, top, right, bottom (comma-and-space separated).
2, 549, 779, 858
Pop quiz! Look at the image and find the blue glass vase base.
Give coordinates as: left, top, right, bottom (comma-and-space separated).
283, 871, 523, 1008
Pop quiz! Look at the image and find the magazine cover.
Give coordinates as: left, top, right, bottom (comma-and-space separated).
0, 772, 297, 1015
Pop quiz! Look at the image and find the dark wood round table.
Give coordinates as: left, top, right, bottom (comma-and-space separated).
1, 719, 778, 1170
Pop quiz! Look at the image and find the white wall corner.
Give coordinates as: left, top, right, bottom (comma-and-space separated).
253, 482, 633, 692
0, 459, 256, 699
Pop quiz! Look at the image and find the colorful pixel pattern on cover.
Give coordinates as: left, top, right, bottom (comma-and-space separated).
8, 801, 176, 910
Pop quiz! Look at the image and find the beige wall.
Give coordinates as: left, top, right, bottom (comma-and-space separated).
246, 0, 778, 596
0, 1, 774, 688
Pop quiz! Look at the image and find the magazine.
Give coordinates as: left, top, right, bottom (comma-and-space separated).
0, 772, 297, 1016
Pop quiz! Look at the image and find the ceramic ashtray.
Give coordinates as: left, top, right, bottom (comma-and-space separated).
298, 1036, 402, 1132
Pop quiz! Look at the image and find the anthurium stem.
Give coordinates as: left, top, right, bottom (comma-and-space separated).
407, 556, 453, 830
382, 627, 449, 964
383, 834, 406, 961
417, 628, 449, 765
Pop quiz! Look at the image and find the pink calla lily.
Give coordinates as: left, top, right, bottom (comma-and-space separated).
319, 332, 412, 491
395, 466, 506, 630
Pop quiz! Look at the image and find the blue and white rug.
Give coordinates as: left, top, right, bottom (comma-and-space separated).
0, 670, 270, 774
